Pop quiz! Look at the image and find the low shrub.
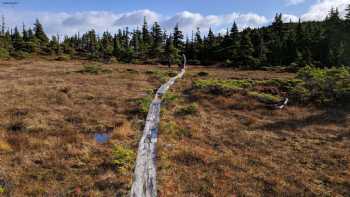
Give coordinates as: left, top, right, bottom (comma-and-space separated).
146, 69, 177, 83
55, 55, 71, 61
197, 72, 209, 77
176, 103, 198, 116
0, 48, 10, 59
12, 51, 31, 60
0, 186, 5, 194
112, 145, 135, 173
77, 64, 112, 75
163, 92, 178, 104
248, 91, 282, 104
293, 66, 350, 105
193, 79, 254, 95
160, 121, 192, 139
135, 94, 153, 115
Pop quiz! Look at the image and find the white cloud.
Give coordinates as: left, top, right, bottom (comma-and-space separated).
0, 8, 268, 36
284, 0, 306, 5
163, 11, 268, 34
301, 0, 349, 21
0, 0, 348, 37
113, 9, 159, 27
282, 14, 299, 22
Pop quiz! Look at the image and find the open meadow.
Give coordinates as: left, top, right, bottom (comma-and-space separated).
0, 60, 349, 196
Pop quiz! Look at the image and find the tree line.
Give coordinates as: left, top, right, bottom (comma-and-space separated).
0, 5, 350, 68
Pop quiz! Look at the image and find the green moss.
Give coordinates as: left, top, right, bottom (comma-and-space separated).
77, 64, 112, 75
135, 94, 153, 115
176, 103, 198, 116
112, 145, 135, 173
248, 91, 282, 103
55, 55, 71, 61
146, 69, 176, 83
193, 79, 254, 91
160, 121, 192, 139
0, 186, 5, 194
163, 92, 178, 104
0, 48, 10, 59
257, 79, 303, 91
294, 66, 350, 105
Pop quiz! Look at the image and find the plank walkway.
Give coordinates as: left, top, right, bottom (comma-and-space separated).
130, 65, 186, 197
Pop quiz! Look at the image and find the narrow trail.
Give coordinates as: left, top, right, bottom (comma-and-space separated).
130, 57, 186, 197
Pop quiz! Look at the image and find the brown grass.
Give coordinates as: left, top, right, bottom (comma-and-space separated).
0, 59, 170, 196
158, 67, 350, 197
1, 61, 349, 196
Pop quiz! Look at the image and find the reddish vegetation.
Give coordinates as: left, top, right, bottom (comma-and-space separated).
0, 61, 349, 196
0, 60, 164, 196
158, 67, 350, 196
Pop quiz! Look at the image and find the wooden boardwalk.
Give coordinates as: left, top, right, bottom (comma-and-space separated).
130, 67, 185, 197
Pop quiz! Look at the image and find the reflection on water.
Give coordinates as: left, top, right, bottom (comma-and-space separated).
95, 133, 110, 143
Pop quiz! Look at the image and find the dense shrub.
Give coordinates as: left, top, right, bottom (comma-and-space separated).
112, 145, 135, 173
0, 48, 10, 59
248, 91, 282, 104
11, 51, 31, 60
292, 66, 350, 105
176, 103, 198, 116
55, 55, 71, 61
193, 79, 254, 95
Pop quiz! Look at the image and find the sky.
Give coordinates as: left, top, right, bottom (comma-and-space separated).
0, 0, 349, 36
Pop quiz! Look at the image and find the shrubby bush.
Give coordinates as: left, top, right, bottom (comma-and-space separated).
292, 66, 350, 105
112, 145, 135, 173
0, 48, 10, 59
11, 51, 31, 60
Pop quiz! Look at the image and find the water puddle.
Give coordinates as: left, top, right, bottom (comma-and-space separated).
95, 133, 110, 143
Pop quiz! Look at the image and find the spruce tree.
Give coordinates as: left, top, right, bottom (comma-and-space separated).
173, 24, 184, 53
33, 19, 49, 45
346, 4, 350, 21
12, 27, 24, 51
151, 22, 163, 58
238, 29, 257, 67
228, 22, 240, 65
164, 36, 180, 65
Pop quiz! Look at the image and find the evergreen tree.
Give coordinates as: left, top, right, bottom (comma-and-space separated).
1, 15, 5, 36
238, 29, 257, 67
173, 24, 184, 53
33, 19, 49, 45
12, 27, 24, 51
150, 22, 163, 58
271, 13, 286, 65
228, 22, 240, 64
164, 36, 180, 65
346, 4, 350, 21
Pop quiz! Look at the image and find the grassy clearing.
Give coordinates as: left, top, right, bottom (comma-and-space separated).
158, 66, 350, 196
0, 60, 163, 196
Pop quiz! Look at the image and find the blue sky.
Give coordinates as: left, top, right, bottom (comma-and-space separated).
0, 0, 348, 36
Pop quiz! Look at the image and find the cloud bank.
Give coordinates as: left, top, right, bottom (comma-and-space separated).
0, 0, 348, 36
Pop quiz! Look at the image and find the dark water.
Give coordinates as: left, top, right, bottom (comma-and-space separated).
95, 133, 110, 143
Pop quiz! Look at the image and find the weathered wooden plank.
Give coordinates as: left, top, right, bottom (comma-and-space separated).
130, 64, 186, 197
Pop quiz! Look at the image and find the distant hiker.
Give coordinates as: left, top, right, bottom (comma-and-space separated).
167, 57, 171, 69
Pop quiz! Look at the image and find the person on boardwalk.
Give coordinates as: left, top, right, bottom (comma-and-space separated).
167, 57, 171, 69
178, 54, 187, 70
